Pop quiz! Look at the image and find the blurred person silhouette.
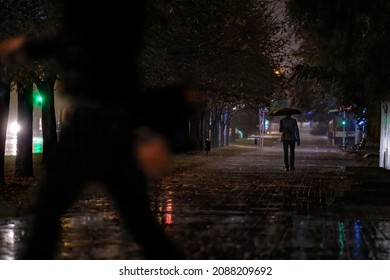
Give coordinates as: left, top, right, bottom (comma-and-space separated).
1, 0, 193, 259
279, 114, 300, 171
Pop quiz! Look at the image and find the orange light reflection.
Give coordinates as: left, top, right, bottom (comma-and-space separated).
164, 198, 173, 225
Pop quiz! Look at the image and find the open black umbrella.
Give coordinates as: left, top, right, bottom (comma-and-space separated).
268, 107, 302, 116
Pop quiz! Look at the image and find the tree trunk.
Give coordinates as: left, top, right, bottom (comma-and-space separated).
219, 106, 231, 148
219, 119, 225, 147
191, 117, 201, 151
201, 110, 211, 150
212, 112, 220, 148
225, 121, 230, 146
0, 68, 10, 186
36, 77, 58, 162
15, 83, 34, 178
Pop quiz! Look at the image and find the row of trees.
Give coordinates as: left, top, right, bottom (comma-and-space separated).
0, 0, 284, 185
139, 0, 284, 148
8, 0, 387, 184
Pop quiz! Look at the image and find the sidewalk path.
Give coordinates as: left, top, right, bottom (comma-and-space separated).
2, 133, 390, 259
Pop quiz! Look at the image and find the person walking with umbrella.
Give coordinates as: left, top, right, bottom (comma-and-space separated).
279, 112, 300, 171
270, 108, 301, 171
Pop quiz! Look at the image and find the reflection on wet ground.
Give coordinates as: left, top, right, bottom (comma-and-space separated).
0, 219, 23, 260
59, 197, 143, 260
1, 139, 390, 259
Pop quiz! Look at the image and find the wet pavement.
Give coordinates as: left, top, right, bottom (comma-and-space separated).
1, 132, 390, 260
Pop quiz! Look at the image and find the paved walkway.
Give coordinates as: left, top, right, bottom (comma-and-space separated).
1, 133, 390, 260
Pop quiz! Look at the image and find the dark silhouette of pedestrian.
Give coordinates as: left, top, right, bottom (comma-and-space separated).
1, 0, 191, 259
279, 114, 300, 171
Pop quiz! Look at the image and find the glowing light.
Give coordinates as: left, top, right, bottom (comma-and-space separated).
33, 142, 43, 153
33, 89, 43, 105
164, 199, 173, 225
338, 221, 345, 257
1, 221, 17, 260
9, 122, 20, 134
33, 137, 43, 154
234, 128, 244, 138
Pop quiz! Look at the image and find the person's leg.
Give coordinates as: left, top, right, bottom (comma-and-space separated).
283, 140, 289, 170
20, 138, 83, 259
104, 161, 185, 259
290, 141, 296, 170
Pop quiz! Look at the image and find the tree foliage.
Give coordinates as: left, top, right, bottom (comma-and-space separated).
285, 0, 390, 145
0, 0, 61, 77
139, 0, 283, 107
286, 0, 390, 106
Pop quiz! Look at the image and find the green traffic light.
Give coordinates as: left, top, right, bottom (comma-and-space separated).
34, 94, 43, 105
341, 120, 346, 126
